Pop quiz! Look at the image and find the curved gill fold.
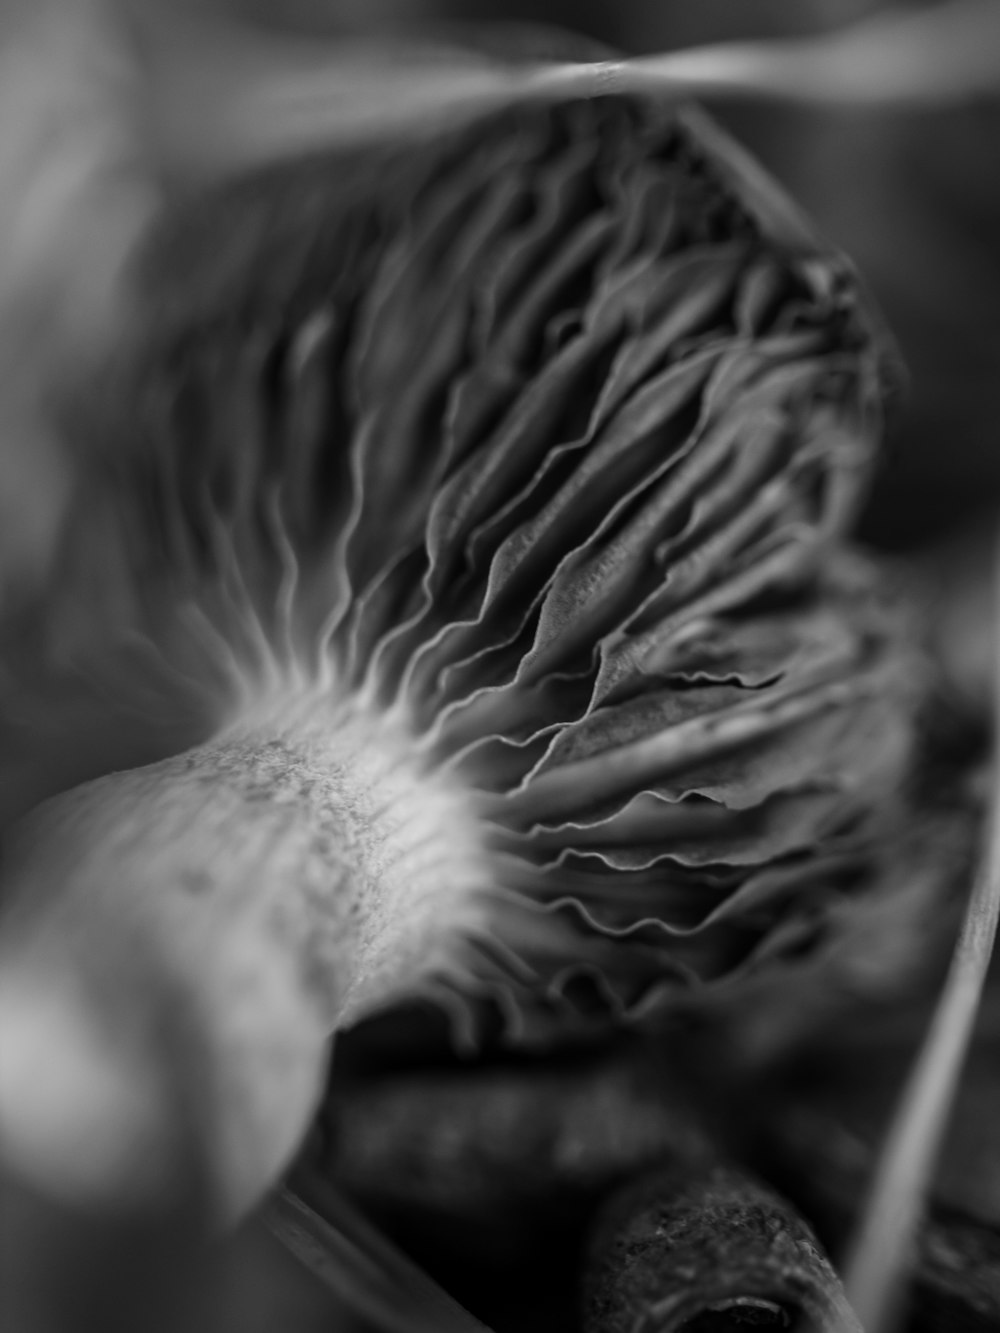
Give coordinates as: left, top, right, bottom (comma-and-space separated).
264, 482, 307, 694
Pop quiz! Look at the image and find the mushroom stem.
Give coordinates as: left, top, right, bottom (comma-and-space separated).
0, 685, 492, 1219
583, 1164, 861, 1333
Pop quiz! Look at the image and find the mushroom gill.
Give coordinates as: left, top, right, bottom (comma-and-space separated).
0, 94, 949, 1220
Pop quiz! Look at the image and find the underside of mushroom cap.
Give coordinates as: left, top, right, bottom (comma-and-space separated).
40, 92, 958, 1048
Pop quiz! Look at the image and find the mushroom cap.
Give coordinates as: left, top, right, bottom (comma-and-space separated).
19, 93, 965, 1047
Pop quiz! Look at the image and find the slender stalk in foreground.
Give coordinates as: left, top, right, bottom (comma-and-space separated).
536, 0, 1000, 110
267, 1186, 491, 1333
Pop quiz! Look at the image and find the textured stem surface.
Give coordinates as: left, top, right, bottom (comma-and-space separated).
0, 691, 489, 1217
584, 1164, 861, 1333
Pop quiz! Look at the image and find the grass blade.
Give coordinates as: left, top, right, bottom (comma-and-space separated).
553, 0, 1000, 108
266, 1185, 494, 1333
842, 533, 1000, 1332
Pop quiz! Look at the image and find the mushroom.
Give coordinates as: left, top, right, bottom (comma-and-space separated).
0, 82, 945, 1212
0, 9, 991, 1332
